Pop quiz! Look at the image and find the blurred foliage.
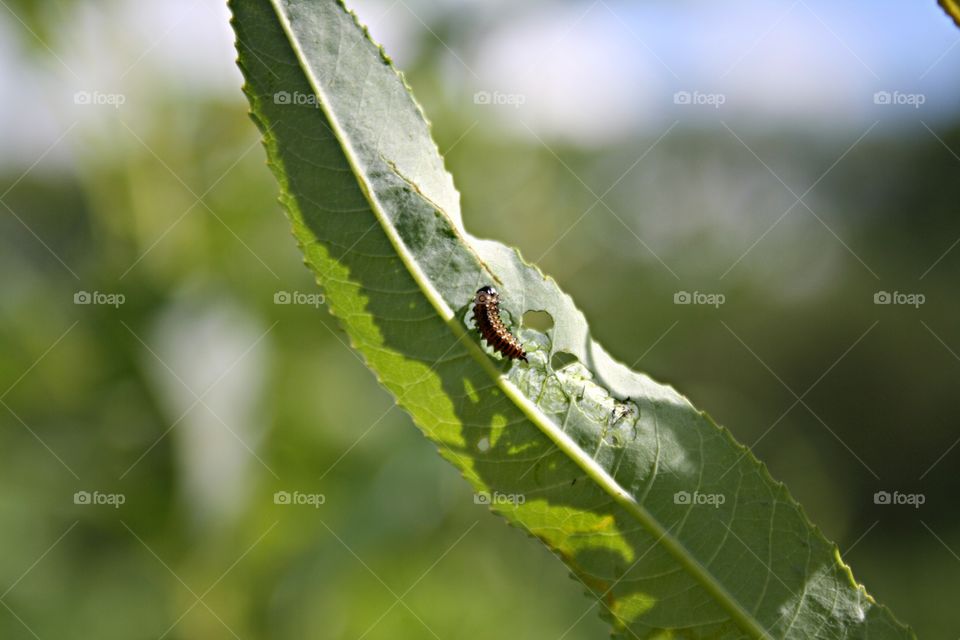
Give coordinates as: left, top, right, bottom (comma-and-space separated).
1, 1, 959, 639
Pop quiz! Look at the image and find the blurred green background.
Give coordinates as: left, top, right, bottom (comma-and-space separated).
1, 0, 958, 637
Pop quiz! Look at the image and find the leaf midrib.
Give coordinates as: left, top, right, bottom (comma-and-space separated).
267, 2, 771, 636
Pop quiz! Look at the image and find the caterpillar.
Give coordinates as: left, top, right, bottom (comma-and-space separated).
472, 286, 527, 362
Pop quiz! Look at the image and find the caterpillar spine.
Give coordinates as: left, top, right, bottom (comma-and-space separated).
472, 286, 527, 362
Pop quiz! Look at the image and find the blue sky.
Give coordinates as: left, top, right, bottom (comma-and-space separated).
0, 0, 957, 164
436, 0, 960, 142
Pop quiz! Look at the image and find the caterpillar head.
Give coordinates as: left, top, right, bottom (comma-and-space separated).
475, 285, 499, 305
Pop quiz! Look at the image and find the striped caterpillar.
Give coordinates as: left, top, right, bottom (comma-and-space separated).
472, 286, 527, 362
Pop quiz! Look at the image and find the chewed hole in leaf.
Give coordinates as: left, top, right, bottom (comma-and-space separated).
550, 351, 578, 371
521, 310, 554, 332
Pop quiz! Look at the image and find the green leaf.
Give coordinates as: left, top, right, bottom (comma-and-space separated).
229, 1, 916, 637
